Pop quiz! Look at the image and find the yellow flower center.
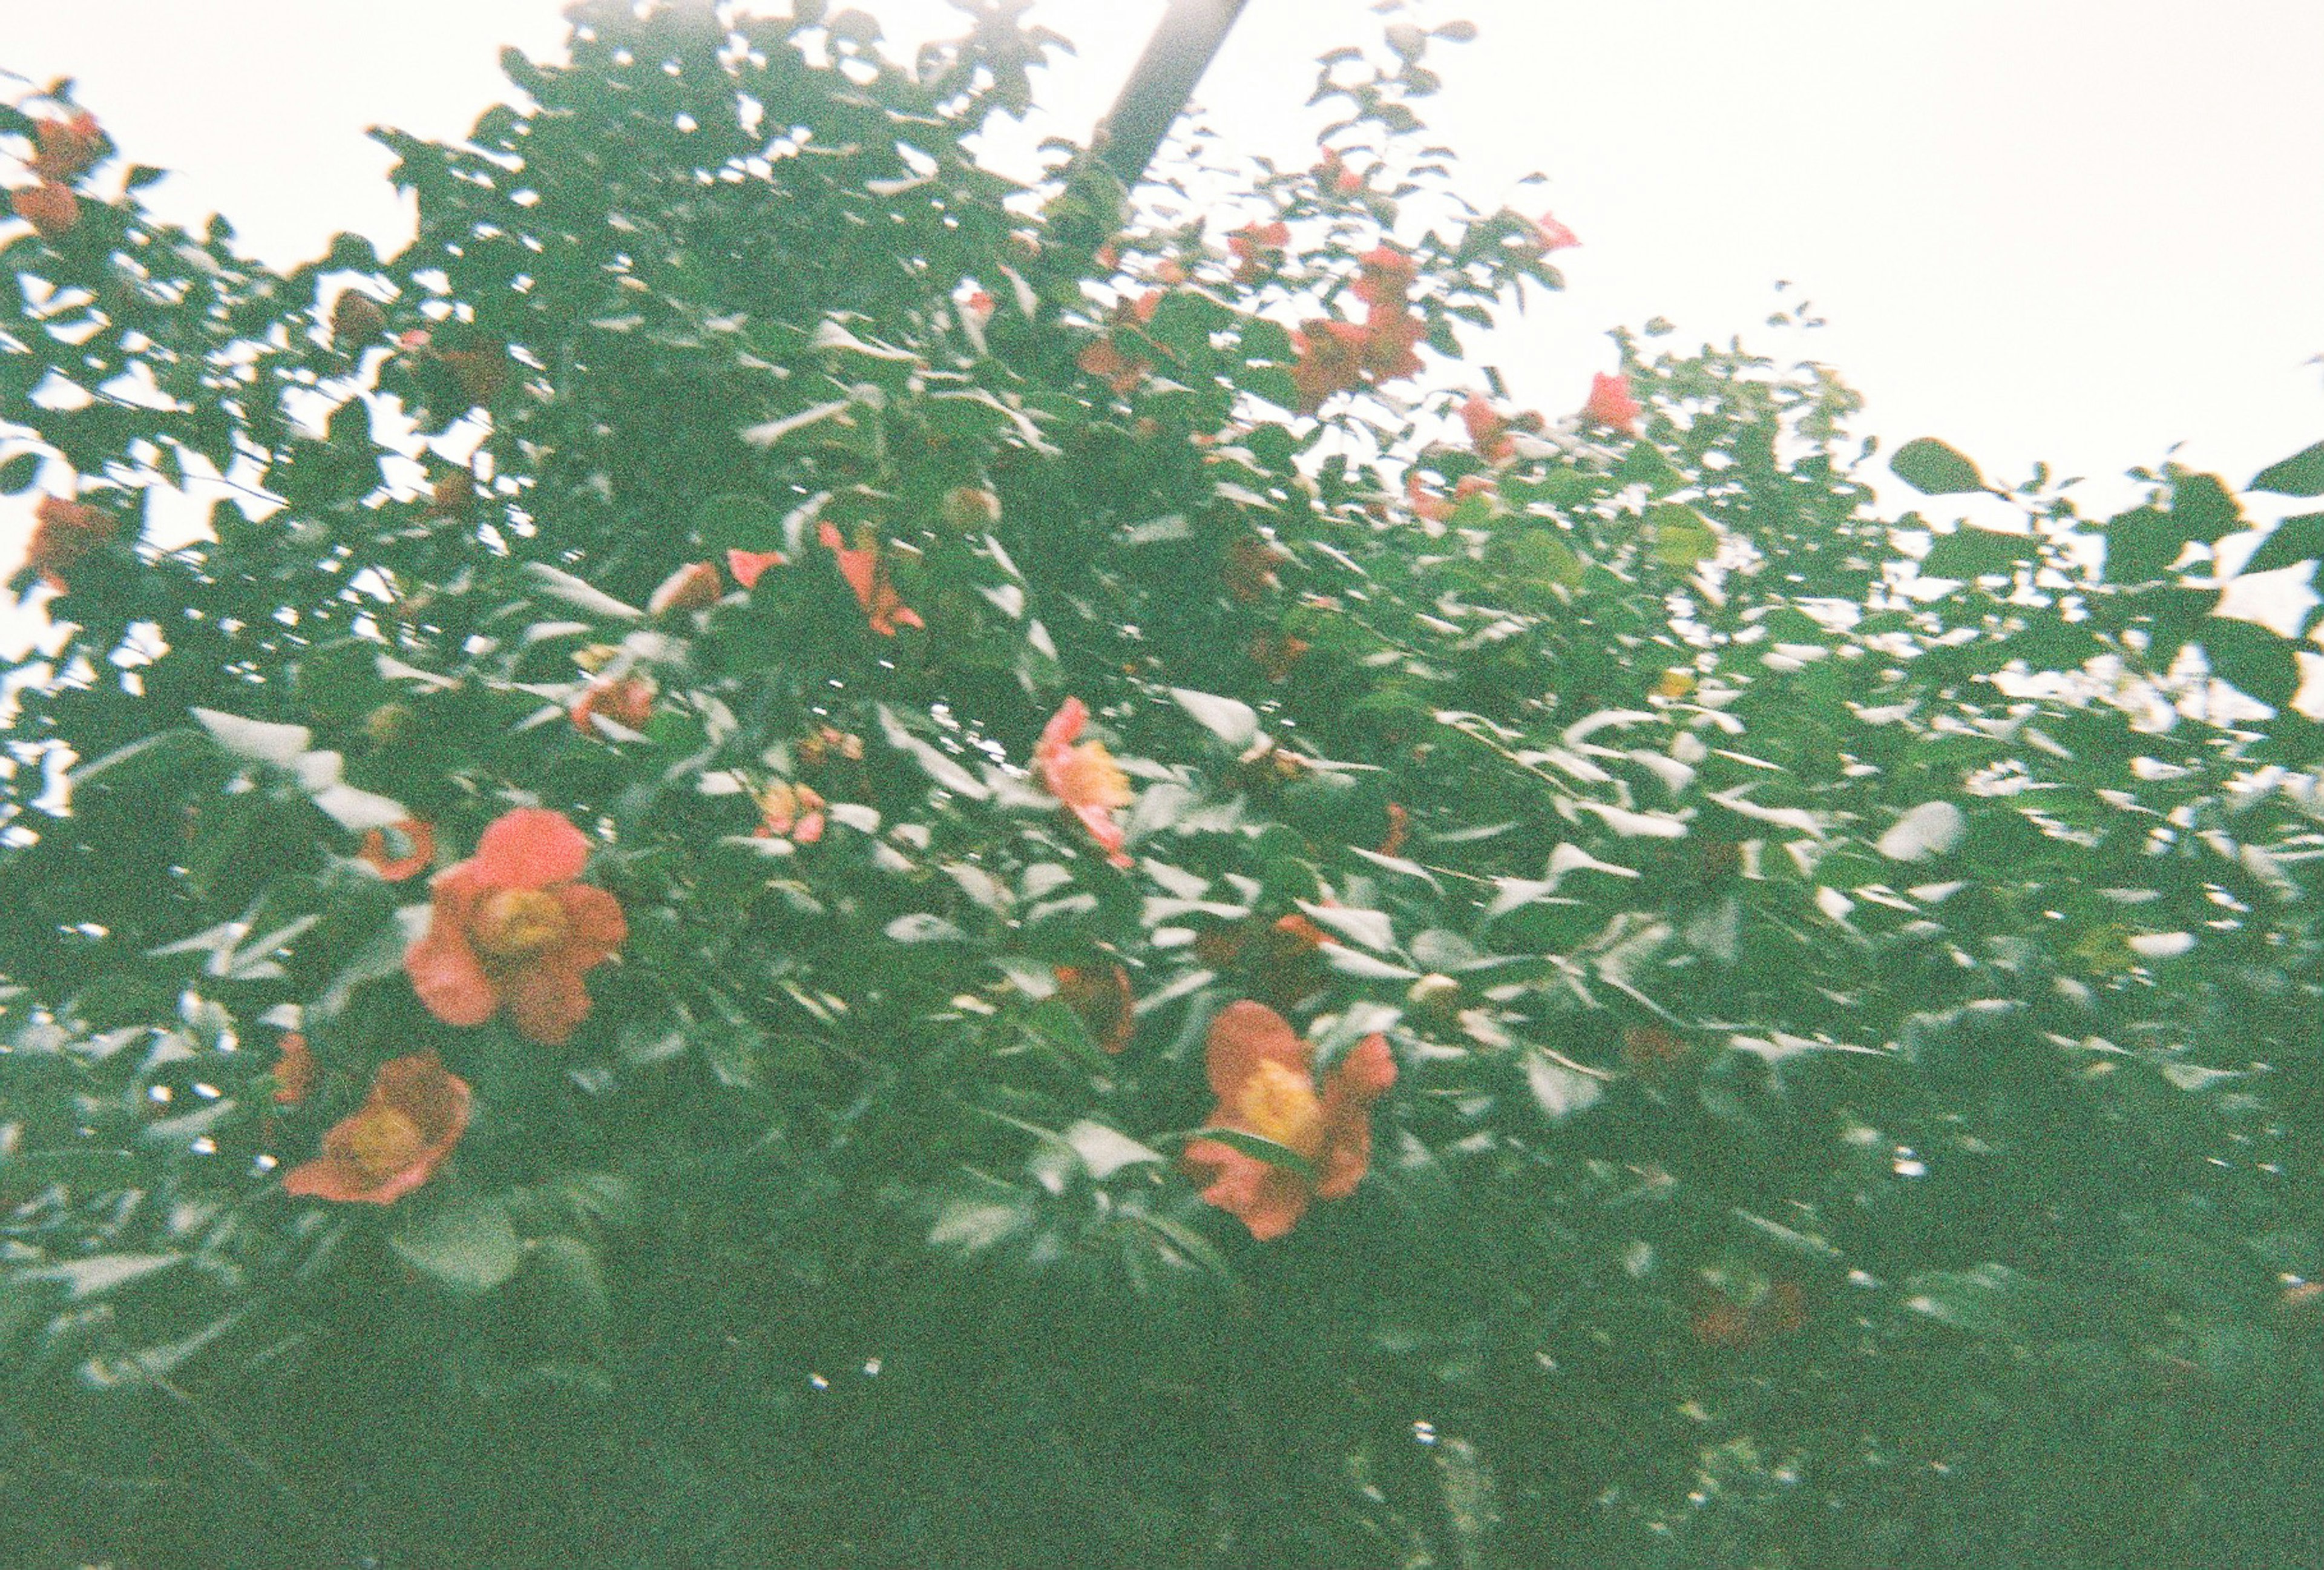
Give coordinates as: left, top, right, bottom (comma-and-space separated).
1234, 1060, 1325, 1158
474, 888, 570, 959
1058, 741, 1133, 809
340, 1106, 426, 1183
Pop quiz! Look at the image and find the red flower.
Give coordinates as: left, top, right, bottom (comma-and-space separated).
11, 182, 79, 240
726, 548, 785, 588
647, 560, 723, 616
1036, 697, 1134, 869
272, 1033, 315, 1106
1227, 220, 1290, 282
964, 289, 996, 322
28, 112, 103, 183
1181, 1001, 1397, 1240
816, 519, 924, 636
22, 495, 118, 588
1359, 302, 1426, 383
359, 818, 437, 882
1351, 245, 1418, 308
1055, 962, 1135, 1054
1526, 211, 1581, 252
757, 780, 827, 844
281, 1052, 470, 1205
404, 808, 626, 1046
571, 674, 655, 735
1407, 471, 1493, 523
1581, 372, 1643, 435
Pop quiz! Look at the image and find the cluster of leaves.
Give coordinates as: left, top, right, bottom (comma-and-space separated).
4, 2, 2322, 1566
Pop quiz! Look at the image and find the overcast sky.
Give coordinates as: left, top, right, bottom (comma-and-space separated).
5, 0, 2322, 649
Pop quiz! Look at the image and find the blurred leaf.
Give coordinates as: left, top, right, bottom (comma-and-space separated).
2251, 439, 2324, 496
1890, 437, 1986, 496
392, 1195, 525, 1296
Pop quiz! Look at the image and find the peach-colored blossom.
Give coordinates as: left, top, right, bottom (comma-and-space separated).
11, 182, 79, 240
22, 495, 117, 588
1582, 372, 1643, 435
757, 780, 827, 844
28, 112, 103, 184
1035, 697, 1134, 869
571, 675, 655, 736
404, 809, 626, 1047
1527, 212, 1581, 252
359, 819, 437, 882
725, 548, 785, 588
281, 1052, 471, 1205
1180, 1000, 1396, 1240
816, 519, 924, 636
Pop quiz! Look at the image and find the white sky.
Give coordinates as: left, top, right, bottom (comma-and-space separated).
5, 0, 2322, 649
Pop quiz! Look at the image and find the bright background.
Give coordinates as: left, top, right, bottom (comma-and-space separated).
5, 0, 2322, 644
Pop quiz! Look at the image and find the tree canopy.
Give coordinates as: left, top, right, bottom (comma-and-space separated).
3, 3, 2322, 1566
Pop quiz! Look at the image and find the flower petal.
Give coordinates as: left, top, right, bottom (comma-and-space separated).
468, 807, 592, 888
548, 882, 627, 970
502, 959, 595, 1046
1315, 1033, 1396, 1200
405, 875, 501, 1028
1183, 1138, 1310, 1241
1204, 1000, 1311, 1105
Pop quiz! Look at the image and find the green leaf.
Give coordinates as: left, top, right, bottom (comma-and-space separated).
2242, 512, 2324, 576
1170, 687, 1260, 748
1184, 1127, 1318, 1181
2102, 505, 2185, 583
2200, 617, 2301, 709
2167, 471, 2241, 544
125, 164, 168, 192
1920, 525, 2038, 580
1889, 437, 1986, 496
391, 1195, 525, 1295
2251, 439, 2324, 497
1646, 502, 1719, 567
0, 452, 39, 494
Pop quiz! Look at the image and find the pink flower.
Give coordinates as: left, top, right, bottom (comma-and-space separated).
1180, 1001, 1397, 1240
757, 780, 827, 844
817, 520, 924, 636
281, 1053, 471, 1206
1581, 372, 1643, 435
1528, 212, 1581, 252
1035, 697, 1134, 869
404, 809, 626, 1047
725, 548, 785, 588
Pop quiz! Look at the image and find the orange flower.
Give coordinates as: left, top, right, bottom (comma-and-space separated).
1350, 245, 1418, 308
757, 780, 827, 844
1288, 318, 1369, 413
1181, 1000, 1397, 1240
1581, 371, 1643, 435
817, 519, 924, 636
1526, 211, 1581, 252
1036, 697, 1134, 869
28, 112, 103, 183
22, 495, 117, 588
11, 182, 79, 240
1359, 302, 1426, 383
571, 674, 655, 735
725, 547, 785, 588
1227, 219, 1290, 282
281, 1052, 470, 1206
1406, 471, 1493, 523
272, 1033, 315, 1106
359, 818, 437, 882
404, 808, 626, 1046
797, 723, 864, 766
1077, 334, 1151, 396
648, 559, 723, 616
1055, 962, 1135, 1054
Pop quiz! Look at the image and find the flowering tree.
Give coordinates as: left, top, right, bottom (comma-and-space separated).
4, 4, 2323, 1566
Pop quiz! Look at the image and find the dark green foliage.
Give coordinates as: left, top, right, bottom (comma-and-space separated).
3, 5, 2322, 1569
